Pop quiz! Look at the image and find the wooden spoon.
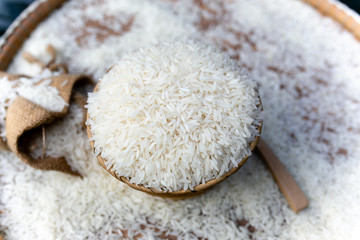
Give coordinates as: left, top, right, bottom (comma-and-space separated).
88, 82, 308, 210
256, 138, 309, 213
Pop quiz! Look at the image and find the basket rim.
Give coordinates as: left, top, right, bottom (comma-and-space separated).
0, 0, 46, 50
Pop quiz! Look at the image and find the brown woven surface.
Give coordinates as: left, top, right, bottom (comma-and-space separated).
5, 74, 89, 175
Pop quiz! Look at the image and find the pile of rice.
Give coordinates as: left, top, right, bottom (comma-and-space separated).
2, 0, 360, 239
86, 42, 261, 191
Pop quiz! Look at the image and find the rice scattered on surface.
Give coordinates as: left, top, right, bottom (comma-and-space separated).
1, 0, 360, 239
8, 0, 197, 80
86, 42, 261, 191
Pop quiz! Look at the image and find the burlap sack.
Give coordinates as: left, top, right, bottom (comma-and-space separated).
0, 135, 8, 151
1, 72, 90, 175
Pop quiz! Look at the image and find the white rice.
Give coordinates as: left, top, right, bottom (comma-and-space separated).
86, 42, 261, 191
1, 0, 360, 239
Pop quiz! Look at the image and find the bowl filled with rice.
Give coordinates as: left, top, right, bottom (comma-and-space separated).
86, 41, 262, 198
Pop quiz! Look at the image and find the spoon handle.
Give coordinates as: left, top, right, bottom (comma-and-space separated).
256, 138, 309, 213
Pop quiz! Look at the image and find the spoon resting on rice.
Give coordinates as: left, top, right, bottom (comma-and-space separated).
86, 41, 308, 212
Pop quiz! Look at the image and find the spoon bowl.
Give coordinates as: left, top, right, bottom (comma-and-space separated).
87, 84, 262, 199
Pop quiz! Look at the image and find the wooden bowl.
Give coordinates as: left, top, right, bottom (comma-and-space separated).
86, 83, 262, 199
